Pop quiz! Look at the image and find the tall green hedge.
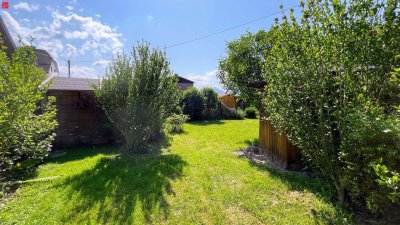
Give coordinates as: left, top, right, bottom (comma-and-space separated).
0, 44, 57, 180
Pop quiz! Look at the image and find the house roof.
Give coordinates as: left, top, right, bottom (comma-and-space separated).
0, 15, 17, 58
218, 94, 235, 98
34, 49, 59, 74
178, 76, 194, 84
43, 77, 99, 91
43, 75, 191, 91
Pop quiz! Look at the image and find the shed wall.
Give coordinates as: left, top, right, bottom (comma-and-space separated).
48, 90, 111, 148
178, 83, 193, 91
219, 95, 237, 109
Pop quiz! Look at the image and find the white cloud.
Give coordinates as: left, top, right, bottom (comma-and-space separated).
146, 15, 154, 21
53, 12, 123, 51
1, 10, 123, 58
65, 6, 74, 11
64, 30, 89, 39
93, 60, 110, 67
14, 2, 40, 12
64, 44, 78, 57
187, 69, 218, 88
59, 65, 99, 79
186, 69, 226, 93
1, 10, 123, 78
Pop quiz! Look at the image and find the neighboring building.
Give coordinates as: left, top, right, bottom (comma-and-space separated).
34, 48, 59, 75
0, 15, 58, 75
177, 76, 194, 90
218, 94, 237, 113
0, 15, 16, 58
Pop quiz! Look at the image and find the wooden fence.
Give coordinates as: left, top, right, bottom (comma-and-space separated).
259, 119, 300, 169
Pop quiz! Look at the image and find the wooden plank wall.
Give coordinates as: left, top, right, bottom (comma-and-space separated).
259, 119, 300, 168
219, 95, 237, 109
48, 90, 112, 148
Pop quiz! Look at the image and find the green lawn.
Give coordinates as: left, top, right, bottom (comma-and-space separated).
0, 119, 352, 224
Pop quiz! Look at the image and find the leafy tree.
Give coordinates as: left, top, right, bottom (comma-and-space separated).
95, 42, 181, 153
218, 30, 270, 106
201, 87, 218, 119
261, 0, 399, 215
182, 87, 204, 121
0, 44, 57, 179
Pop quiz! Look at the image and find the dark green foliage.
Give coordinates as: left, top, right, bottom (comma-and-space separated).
165, 114, 189, 134
182, 87, 204, 121
244, 106, 257, 119
219, 0, 400, 219
259, 0, 400, 218
95, 41, 181, 153
0, 44, 57, 180
201, 87, 219, 120
224, 109, 245, 120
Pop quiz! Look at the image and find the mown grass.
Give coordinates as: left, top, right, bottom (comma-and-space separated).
0, 119, 354, 224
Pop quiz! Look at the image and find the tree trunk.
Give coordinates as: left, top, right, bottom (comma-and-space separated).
333, 177, 346, 203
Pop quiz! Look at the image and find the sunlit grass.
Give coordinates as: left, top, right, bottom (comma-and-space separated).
0, 119, 353, 224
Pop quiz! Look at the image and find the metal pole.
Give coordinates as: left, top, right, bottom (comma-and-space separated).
68, 60, 71, 78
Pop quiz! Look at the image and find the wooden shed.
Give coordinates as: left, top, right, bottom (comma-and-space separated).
218, 94, 237, 112
43, 77, 111, 148
249, 81, 301, 169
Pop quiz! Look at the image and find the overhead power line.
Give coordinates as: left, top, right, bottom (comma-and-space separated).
64, 4, 299, 64
165, 4, 299, 49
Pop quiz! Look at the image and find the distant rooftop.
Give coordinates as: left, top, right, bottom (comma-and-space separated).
34, 49, 59, 74
0, 15, 17, 58
178, 76, 194, 84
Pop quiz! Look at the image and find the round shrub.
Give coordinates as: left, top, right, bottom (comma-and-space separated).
223, 109, 245, 120
165, 114, 189, 134
245, 106, 257, 118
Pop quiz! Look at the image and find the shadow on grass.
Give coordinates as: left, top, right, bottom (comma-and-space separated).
188, 120, 225, 126
247, 160, 354, 224
50, 133, 172, 164
58, 152, 187, 224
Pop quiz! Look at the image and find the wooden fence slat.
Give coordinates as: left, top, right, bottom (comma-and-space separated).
259, 119, 299, 169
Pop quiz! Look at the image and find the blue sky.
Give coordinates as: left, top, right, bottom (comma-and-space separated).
1, 0, 298, 91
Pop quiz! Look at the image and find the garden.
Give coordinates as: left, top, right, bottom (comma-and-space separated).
0, 120, 354, 224
0, 0, 399, 224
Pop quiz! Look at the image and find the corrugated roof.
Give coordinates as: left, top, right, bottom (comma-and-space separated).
43, 75, 192, 91
45, 77, 99, 91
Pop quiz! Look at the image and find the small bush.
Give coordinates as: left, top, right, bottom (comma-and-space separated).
224, 109, 245, 120
165, 114, 189, 134
245, 106, 257, 118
